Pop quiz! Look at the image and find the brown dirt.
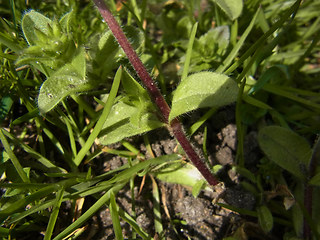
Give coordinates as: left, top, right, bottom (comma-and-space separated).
86, 107, 261, 240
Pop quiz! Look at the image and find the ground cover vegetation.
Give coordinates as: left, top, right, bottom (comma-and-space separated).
0, 0, 320, 239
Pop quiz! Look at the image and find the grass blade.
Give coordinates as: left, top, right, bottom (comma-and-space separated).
216, 7, 261, 73
0, 128, 29, 183
74, 66, 122, 166
53, 182, 127, 240
150, 176, 163, 235
44, 187, 65, 240
225, 0, 302, 75
181, 22, 198, 81
1, 129, 66, 173
110, 191, 124, 240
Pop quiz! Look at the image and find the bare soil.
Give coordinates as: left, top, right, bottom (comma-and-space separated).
85, 106, 265, 240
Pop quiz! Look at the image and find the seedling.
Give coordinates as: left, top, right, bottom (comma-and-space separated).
91, 0, 240, 186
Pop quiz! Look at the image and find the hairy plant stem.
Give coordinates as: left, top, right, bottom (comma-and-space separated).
92, 0, 219, 186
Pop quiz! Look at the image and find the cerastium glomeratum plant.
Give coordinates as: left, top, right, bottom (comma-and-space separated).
92, 0, 219, 186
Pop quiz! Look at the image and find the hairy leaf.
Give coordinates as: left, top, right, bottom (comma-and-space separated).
38, 48, 94, 113
22, 10, 52, 45
98, 101, 164, 145
153, 162, 209, 191
211, 0, 243, 20
169, 72, 238, 122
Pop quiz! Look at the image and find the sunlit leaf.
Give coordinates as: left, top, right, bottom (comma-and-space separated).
211, 0, 243, 20
98, 101, 164, 145
38, 48, 95, 113
153, 162, 208, 191
22, 10, 52, 45
169, 71, 238, 121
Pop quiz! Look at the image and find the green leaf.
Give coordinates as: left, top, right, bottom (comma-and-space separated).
98, 101, 164, 145
44, 187, 64, 240
309, 136, 320, 186
70, 46, 86, 79
257, 205, 273, 233
153, 162, 208, 190
74, 66, 122, 166
37, 47, 93, 113
22, 10, 53, 45
309, 172, 320, 186
199, 26, 230, 54
169, 72, 238, 122
151, 177, 163, 234
211, 0, 243, 20
292, 183, 304, 237
233, 166, 256, 183
181, 22, 198, 81
53, 183, 127, 240
216, 7, 260, 73
249, 65, 290, 94
121, 70, 157, 127
110, 192, 124, 240
59, 10, 73, 33
258, 126, 312, 180
0, 129, 30, 183
243, 94, 272, 110
0, 96, 13, 124
192, 180, 207, 198
98, 69, 163, 145
107, 155, 181, 184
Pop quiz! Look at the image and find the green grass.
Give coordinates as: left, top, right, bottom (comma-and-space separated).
0, 0, 320, 239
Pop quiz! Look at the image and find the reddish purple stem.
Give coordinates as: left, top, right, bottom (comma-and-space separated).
93, 0, 219, 186
92, 0, 170, 122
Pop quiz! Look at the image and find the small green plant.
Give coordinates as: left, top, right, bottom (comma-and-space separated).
0, 0, 319, 239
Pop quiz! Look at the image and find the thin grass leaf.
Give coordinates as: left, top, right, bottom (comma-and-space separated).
217, 203, 257, 217
122, 141, 141, 156
0, 184, 58, 218
0, 129, 29, 183
1, 129, 66, 173
181, 22, 198, 81
71, 95, 97, 119
44, 187, 64, 240
10, 106, 37, 126
263, 84, 320, 110
187, 107, 217, 136
74, 66, 122, 166
52, 183, 127, 240
108, 154, 180, 184
151, 176, 163, 235
128, 158, 137, 239
216, 7, 261, 73
38, 118, 67, 155
64, 117, 77, 157
225, 0, 302, 75
243, 95, 272, 110
0, 96, 13, 124
110, 191, 124, 240
0, 182, 51, 189
0, 32, 22, 52
118, 208, 151, 240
